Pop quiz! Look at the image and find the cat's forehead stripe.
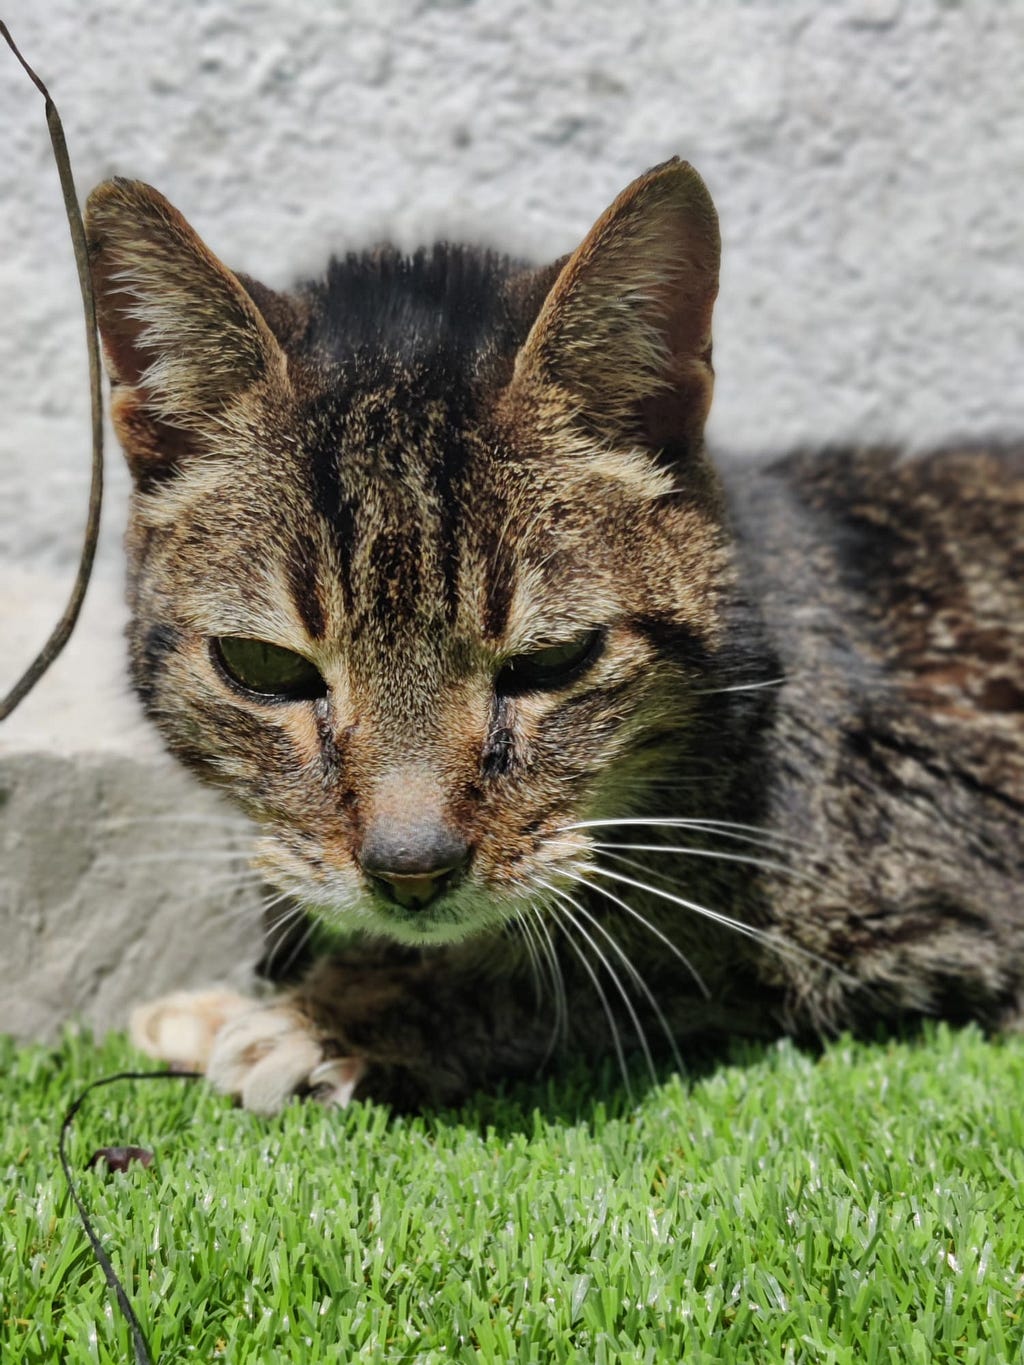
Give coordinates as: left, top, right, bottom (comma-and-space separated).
285, 528, 328, 641
365, 520, 424, 630
305, 432, 357, 619
290, 384, 506, 636
482, 535, 515, 640
431, 427, 471, 627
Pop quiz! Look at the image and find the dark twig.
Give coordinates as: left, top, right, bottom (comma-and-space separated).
0, 23, 104, 721
59, 1069, 202, 1365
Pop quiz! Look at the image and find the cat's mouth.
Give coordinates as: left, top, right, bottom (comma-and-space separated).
364, 869, 459, 912
362, 875, 498, 945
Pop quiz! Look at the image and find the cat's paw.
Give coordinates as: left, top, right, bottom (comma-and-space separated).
130, 988, 365, 1114
130, 987, 253, 1071
205, 1001, 365, 1116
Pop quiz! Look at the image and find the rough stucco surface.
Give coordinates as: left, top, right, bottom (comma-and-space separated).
1, 0, 1022, 1040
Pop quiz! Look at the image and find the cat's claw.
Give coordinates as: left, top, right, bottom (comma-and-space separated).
307, 1057, 367, 1109
130, 989, 364, 1115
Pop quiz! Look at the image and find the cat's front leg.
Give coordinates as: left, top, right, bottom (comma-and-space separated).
130, 949, 549, 1114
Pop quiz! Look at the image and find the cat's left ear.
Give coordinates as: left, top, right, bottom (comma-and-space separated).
85, 178, 290, 476
512, 158, 720, 466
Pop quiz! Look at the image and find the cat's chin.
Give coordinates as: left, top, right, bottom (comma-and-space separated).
304, 888, 518, 949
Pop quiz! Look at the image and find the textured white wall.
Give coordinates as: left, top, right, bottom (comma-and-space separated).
1, 0, 1023, 1039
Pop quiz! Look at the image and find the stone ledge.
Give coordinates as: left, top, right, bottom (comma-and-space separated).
0, 747, 263, 1043
0, 748, 263, 1042
1, 568, 264, 1042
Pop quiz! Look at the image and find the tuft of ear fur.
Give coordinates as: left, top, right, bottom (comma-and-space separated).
85, 179, 289, 477
514, 158, 720, 463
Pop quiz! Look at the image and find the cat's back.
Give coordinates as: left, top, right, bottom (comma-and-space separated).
714, 445, 1022, 1026
720, 445, 1022, 1003
723, 442, 1023, 781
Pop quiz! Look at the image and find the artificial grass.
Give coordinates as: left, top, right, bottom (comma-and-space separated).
3, 1026, 1023, 1364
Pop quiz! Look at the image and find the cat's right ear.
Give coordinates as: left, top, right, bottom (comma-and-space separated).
511, 158, 720, 470
85, 178, 290, 480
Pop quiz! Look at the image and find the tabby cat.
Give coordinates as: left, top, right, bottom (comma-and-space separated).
83, 159, 1023, 1114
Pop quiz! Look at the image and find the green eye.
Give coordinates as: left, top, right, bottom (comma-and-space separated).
496, 628, 604, 694
212, 637, 327, 700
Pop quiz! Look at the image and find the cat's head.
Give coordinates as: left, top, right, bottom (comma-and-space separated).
86, 160, 730, 947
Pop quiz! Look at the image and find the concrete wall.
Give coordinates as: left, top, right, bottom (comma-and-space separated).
2, 0, 1022, 1039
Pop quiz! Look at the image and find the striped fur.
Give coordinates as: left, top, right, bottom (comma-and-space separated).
86, 162, 1024, 1112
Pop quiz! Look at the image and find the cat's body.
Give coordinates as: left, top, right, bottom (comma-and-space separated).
84, 161, 1023, 1113
723, 445, 1023, 1025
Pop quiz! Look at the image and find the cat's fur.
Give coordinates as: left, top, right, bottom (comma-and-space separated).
84, 160, 1023, 1114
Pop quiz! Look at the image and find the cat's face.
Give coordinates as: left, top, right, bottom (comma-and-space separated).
86, 161, 726, 946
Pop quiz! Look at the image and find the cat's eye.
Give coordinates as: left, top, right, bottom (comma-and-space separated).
212, 637, 327, 701
496, 628, 604, 694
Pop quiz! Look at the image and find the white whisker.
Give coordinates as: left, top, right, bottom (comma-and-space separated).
96, 814, 250, 832
530, 903, 570, 1056
510, 907, 546, 1013
583, 862, 856, 986
185, 881, 277, 920
513, 907, 569, 1068
261, 887, 302, 921
544, 897, 633, 1098
546, 878, 684, 1078
562, 865, 710, 1001
93, 851, 257, 868
185, 873, 264, 897
560, 816, 816, 854
537, 878, 657, 1084
262, 897, 315, 977
692, 676, 787, 695
591, 841, 827, 892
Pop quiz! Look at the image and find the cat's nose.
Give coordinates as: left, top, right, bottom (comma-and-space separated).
359, 819, 470, 910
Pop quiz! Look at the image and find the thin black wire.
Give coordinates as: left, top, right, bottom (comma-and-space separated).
0, 23, 105, 721
58, 1070, 201, 1365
